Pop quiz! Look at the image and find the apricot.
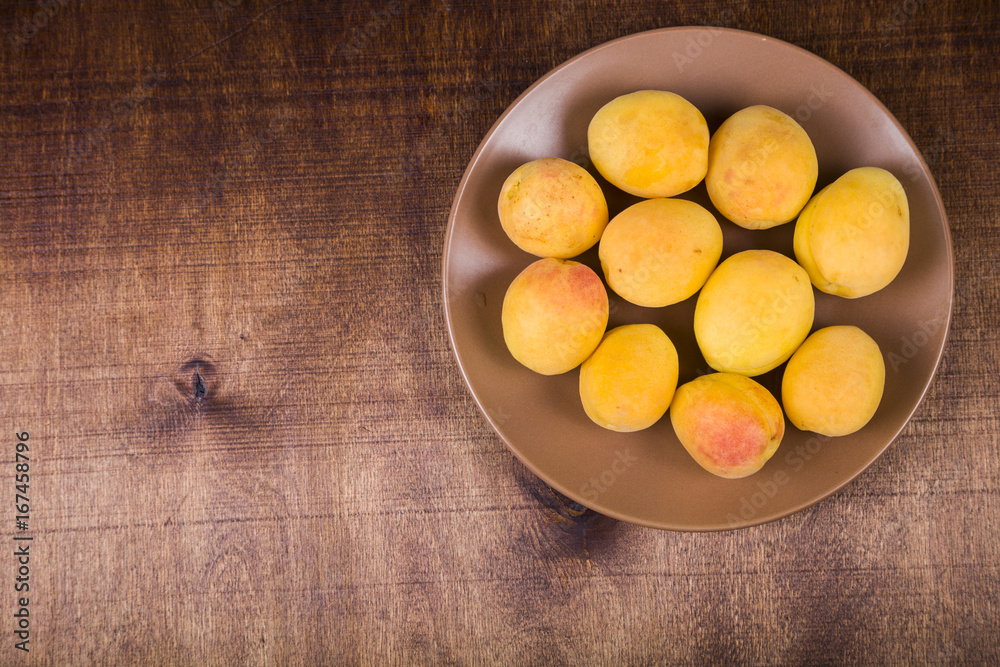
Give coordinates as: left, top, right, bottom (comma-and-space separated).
694, 249, 814, 376
794, 166, 910, 298
501, 258, 609, 375
781, 325, 886, 436
498, 157, 609, 259
706, 105, 818, 229
670, 372, 785, 479
598, 198, 723, 307
579, 324, 679, 432
587, 90, 709, 198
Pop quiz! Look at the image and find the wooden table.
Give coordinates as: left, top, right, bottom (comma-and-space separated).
2, 1, 997, 663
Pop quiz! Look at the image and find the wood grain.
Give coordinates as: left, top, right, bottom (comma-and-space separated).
0, 0, 997, 664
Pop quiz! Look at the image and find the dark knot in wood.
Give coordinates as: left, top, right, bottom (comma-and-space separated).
174, 358, 218, 405
193, 371, 207, 400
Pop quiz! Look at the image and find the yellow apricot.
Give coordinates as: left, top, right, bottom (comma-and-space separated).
501, 258, 608, 375
670, 372, 785, 479
588, 90, 709, 198
694, 250, 814, 376
599, 198, 723, 307
794, 167, 909, 298
781, 325, 886, 436
706, 105, 818, 229
579, 324, 679, 432
498, 157, 609, 258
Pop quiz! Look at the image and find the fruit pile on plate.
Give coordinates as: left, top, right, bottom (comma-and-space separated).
497, 90, 909, 479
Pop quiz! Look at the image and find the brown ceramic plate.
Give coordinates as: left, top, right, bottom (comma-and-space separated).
442, 27, 953, 531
